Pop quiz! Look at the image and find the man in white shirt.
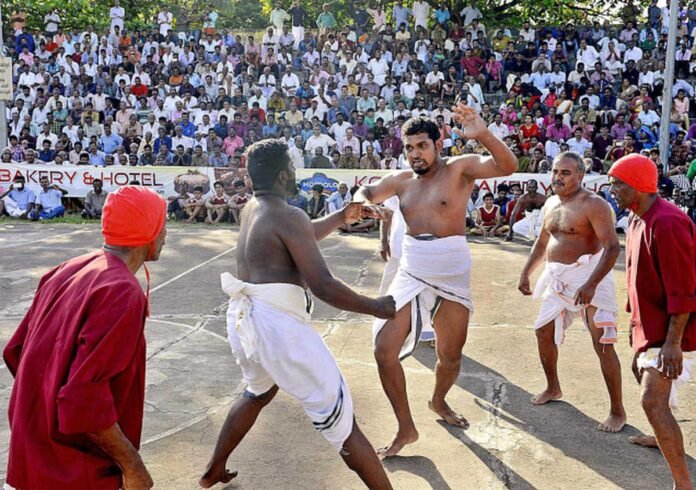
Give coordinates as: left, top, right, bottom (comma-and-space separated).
157, 7, 173, 37
519, 21, 536, 42
412, 0, 430, 30
257, 68, 276, 99
171, 126, 194, 152
637, 101, 660, 126
305, 126, 336, 155
281, 66, 300, 96
374, 99, 394, 125
566, 129, 592, 155
329, 114, 352, 143
623, 40, 643, 64
488, 113, 510, 139
110, 0, 125, 34
577, 40, 599, 70
289, 135, 305, 168
399, 74, 419, 101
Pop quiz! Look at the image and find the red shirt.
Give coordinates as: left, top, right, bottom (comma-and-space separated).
625, 198, 696, 353
4, 250, 148, 489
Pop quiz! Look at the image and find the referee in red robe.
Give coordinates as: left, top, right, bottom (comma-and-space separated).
3, 186, 167, 489
609, 155, 696, 490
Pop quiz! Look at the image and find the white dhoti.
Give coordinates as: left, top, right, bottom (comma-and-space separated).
222, 273, 353, 451
636, 348, 695, 410
378, 196, 405, 297
373, 234, 473, 359
512, 209, 543, 240
292, 27, 304, 49
533, 251, 618, 346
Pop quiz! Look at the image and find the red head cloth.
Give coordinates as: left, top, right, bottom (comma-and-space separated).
607, 154, 658, 194
102, 186, 167, 247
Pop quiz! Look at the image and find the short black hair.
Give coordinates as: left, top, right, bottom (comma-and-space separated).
483, 192, 495, 200
402, 117, 440, 144
193, 185, 204, 192
245, 139, 291, 192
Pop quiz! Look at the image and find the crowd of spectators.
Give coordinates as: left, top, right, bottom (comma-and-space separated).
2, 0, 696, 223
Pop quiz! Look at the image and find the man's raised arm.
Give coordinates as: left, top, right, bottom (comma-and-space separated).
450, 103, 518, 179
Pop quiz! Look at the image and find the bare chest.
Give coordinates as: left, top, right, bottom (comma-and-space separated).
544, 203, 590, 235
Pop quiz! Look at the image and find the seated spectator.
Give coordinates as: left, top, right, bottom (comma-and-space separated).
0, 175, 35, 219
205, 181, 229, 224
183, 185, 206, 223
307, 184, 327, 218
30, 176, 67, 221
81, 179, 108, 219
470, 192, 508, 237
228, 180, 252, 224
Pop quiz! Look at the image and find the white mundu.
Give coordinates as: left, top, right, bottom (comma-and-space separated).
373, 234, 473, 359
533, 251, 618, 345
222, 273, 353, 451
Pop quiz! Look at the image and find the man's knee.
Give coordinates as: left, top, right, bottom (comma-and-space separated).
436, 350, 461, 371
374, 342, 399, 368
535, 323, 554, 342
243, 385, 278, 407
640, 381, 669, 416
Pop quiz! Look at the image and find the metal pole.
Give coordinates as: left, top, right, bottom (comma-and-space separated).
0, 1, 7, 150
659, 0, 680, 170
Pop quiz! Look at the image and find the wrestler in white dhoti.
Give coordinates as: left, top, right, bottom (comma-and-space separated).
505, 179, 547, 242
518, 152, 626, 433
355, 106, 518, 457
200, 140, 395, 489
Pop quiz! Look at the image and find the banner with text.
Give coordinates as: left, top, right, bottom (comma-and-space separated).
0, 164, 610, 197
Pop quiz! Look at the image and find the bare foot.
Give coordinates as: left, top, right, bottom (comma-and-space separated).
428, 400, 469, 428
597, 413, 626, 433
376, 428, 419, 458
530, 389, 563, 405
629, 434, 658, 448
199, 465, 238, 488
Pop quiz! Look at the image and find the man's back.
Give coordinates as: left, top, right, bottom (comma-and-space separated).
237, 197, 305, 287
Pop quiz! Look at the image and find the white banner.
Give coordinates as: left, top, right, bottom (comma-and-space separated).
0, 163, 610, 198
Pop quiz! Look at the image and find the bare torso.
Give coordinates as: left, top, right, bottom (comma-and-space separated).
395, 160, 474, 237
543, 189, 604, 264
236, 197, 306, 287
519, 192, 546, 212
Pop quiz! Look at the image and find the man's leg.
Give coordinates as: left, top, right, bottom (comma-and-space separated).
532, 321, 563, 404
340, 420, 393, 489
200, 386, 279, 488
374, 304, 419, 457
641, 367, 694, 490
585, 307, 626, 432
429, 299, 469, 428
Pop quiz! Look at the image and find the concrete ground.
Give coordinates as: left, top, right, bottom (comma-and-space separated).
0, 221, 694, 489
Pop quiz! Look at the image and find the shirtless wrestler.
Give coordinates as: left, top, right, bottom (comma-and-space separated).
517, 152, 627, 433
504, 179, 547, 242
354, 104, 518, 457
200, 140, 395, 489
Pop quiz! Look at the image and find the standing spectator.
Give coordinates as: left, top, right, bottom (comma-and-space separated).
110, 0, 125, 34
316, 4, 337, 32
44, 9, 61, 37
412, 0, 430, 31
460, 0, 483, 27
270, 2, 290, 32
157, 7, 173, 37
288, 0, 307, 49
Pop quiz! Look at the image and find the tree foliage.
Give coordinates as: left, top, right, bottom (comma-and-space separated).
2, 0, 653, 36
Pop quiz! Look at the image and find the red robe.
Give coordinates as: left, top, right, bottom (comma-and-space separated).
625, 198, 696, 353
4, 250, 148, 489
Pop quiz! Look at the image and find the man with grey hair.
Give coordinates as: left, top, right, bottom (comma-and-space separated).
516, 151, 627, 433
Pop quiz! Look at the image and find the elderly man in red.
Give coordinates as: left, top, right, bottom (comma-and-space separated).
608, 155, 696, 490
3, 186, 167, 490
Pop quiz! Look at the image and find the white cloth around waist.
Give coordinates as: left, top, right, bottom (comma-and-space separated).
374, 234, 473, 359
637, 348, 695, 411
533, 251, 617, 345
221, 272, 311, 361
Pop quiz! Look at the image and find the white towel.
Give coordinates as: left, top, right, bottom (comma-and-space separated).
221, 273, 353, 452
533, 251, 618, 346
373, 234, 473, 359
637, 348, 695, 411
